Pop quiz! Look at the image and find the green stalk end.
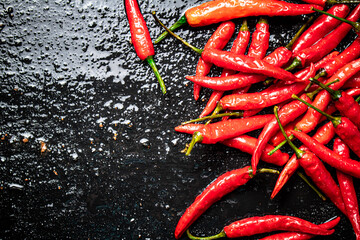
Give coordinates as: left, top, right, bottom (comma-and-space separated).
154, 15, 187, 44
326, 0, 360, 4
297, 171, 327, 201
181, 111, 243, 125
274, 106, 304, 159
310, 78, 341, 100
356, 95, 360, 103
285, 57, 302, 71
286, 16, 314, 50
257, 168, 280, 175
268, 134, 294, 156
152, 12, 203, 55
146, 56, 166, 94
185, 131, 203, 156
187, 229, 226, 240
205, 103, 224, 125
240, 19, 249, 31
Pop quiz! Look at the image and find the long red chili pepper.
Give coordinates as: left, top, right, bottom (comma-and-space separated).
343, 71, 360, 88
259, 217, 341, 240
155, 0, 322, 43
187, 215, 335, 239
183, 114, 274, 155
248, 18, 270, 60
274, 106, 347, 214
293, 94, 360, 158
334, 138, 360, 239
125, 0, 166, 94
199, 20, 250, 118
292, 4, 350, 54
174, 166, 279, 239
251, 93, 312, 174
193, 21, 235, 100
311, 78, 360, 130
287, 4, 360, 70
271, 121, 335, 199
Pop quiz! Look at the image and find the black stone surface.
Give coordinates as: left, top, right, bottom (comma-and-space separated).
0, 0, 358, 239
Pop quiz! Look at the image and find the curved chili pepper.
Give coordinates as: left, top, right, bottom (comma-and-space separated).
183, 114, 273, 155
293, 94, 360, 158
334, 138, 360, 239
292, 4, 350, 54
221, 135, 289, 166
248, 18, 270, 60
202, 49, 297, 82
187, 215, 334, 239
311, 78, 360, 130
155, 0, 322, 43
194, 21, 235, 100
343, 71, 360, 88
291, 129, 360, 178
259, 217, 340, 240
199, 20, 250, 118
274, 106, 347, 214
251, 93, 312, 174
271, 121, 335, 199
125, 0, 166, 94
345, 88, 360, 97
287, 4, 360, 70
174, 166, 279, 239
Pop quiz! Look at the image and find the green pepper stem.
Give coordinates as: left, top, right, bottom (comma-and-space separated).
310, 78, 342, 100
257, 168, 280, 175
326, 0, 360, 3
356, 95, 360, 102
240, 19, 249, 32
296, 171, 327, 201
305, 69, 327, 92
306, 78, 339, 100
292, 94, 342, 127
205, 103, 224, 125
154, 15, 187, 44
187, 229, 226, 240
181, 111, 243, 125
146, 56, 166, 94
274, 106, 305, 159
152, 12, 203, 55
312, 7, 360, 33
286, 16, 314, 50
267, 134, 294, 156
185, 131, 203, 156
285, 57, 302, 71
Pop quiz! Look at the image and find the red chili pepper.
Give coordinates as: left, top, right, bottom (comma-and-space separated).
194, 21, 235, 100
251, 94, 312, 174
345, 88, 360, 97
187, 215, 334, 239
343, 71, 360, 88
202, 49, 297, 82
292, 4, 350, 54
271, 121, 335, 199
183, 114, 274, 155
274, 106, 347, 214
125, 0, 166, 94
174, 166, 279, 239
287, 4, 360, 70
259, 217, 340, 240
199, 20, 250, 118
311, 78, 360, 130
334, 138, 360, 239
155, 0, 322, 43
248, 18, 270, 60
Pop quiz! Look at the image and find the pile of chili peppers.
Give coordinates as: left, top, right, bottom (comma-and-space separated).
125, 0, 360, 239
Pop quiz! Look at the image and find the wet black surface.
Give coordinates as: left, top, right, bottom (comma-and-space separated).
0, 0, 359, 239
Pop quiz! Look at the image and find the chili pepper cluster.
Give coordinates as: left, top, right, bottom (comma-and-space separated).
125, 0, 360, 239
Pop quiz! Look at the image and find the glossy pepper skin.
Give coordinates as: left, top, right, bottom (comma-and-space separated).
332, 117, 360, 158
223, 215, 334, 237
292, 4, 350, 54
291, 130, 360, 178
185, 0, 322, 27
194, 21, 235, 100
248, 18, 270, 60
334, 138, 360, 239
174, 166, 253, 239
201, 49, 297, 82
259, 217, 340, 240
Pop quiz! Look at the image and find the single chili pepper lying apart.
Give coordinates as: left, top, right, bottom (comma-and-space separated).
286, 4, 360, 70
124, 0, 166, 94
180, 114, 274, 155
174, 166, 279, 239
311, 78, 360, 130
155, 0, 323, 43
334, 138, 360, 239
293, 94, 360, 158
274, 106, 347, 215
291, 4, 350, 55
259, 217, 341, 240
193, 21, 235, 101
271, 121, 336, 199
186, 215, 335, 239
290, 129, 360, 178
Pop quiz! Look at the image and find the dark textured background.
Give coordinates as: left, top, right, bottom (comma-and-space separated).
0, 0, 359, 239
